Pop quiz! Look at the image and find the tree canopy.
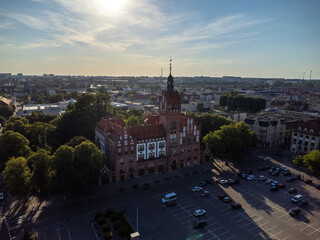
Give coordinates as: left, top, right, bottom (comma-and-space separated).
203, 122, 257, 162
294, 150, 320, 173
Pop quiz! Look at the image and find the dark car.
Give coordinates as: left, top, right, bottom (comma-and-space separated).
240, 174, 247, 179
288, 188, 297, 194
193, 220, 207, 229
204, 178, 214, 185
270, 185, 279, 191
141, 183, 150, 191
231, 202, 242, 209
265, 165, 271, 170
272, 171, 279, 176
289, 207, 300, 217
298, 200, 309, 207
283, 171, 292, 176
294, 174, 301, 180
219, 194, 228, 200
201, 191, 210, 198
258, 166, 265, 171
198, 181, 207, 187
286, 177, 295, 182
314, 184, 320, 189
228, 179, 240, 185
278, 184, 286, 189
304, 179, 313, 184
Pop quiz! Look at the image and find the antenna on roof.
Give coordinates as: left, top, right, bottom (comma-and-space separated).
309, 70, 312, 80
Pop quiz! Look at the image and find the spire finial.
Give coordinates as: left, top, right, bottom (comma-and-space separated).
169, 57, 172, 75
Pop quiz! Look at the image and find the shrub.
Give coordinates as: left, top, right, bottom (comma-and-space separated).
105, 208, 115, 218
104, 231, 112, 240
97, 216, 106, 226
102, 223, 111, 233
118, 226, 129, 237
110, 213, 120, 223
95, 210, 104, 221
113, 219, 123, 230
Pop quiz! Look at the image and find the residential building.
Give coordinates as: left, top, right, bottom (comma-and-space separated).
95, 62, 201, 182
290, 119, 320, 153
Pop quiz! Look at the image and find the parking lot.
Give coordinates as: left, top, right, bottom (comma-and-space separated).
12, 153, 320, 240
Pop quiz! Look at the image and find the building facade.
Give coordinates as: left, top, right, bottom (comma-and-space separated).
95, 62, 201, 182
244, 116, 286, 147
290, 119, 320, 154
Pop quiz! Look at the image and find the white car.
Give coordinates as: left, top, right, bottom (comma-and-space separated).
193, 209, 206, 217
291, 194, 304, 203
271, 180, 279, 186
247, 175, 255, 181
266, 179, 273, 184
191, 186, 203, 192
258, 175, 266, 181
219, 179, 228, 185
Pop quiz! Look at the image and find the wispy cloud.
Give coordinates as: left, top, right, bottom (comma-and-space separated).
0, 0, 268, 55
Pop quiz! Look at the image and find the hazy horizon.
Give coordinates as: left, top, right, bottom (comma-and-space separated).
1, 0, 319, 79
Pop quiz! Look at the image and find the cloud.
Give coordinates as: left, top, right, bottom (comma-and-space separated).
0, 0, 268, 56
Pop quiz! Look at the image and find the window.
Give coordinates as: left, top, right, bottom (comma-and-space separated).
181, 149, 184, 153
172, 150, 177, 156
129, 157, 133, 162
120, 158, 124, 164
138, 154, 144, 161
118, 148, 122, 155
138, 145, 144, 151
119, 168, 125, 174
159, 142, 165, 148
125, 147, 128, 154
171, 121, 176, 129
159, 150, 165, 157
149, 143, 155, 150
131, 146, 135, 152
149, 152, 155, 159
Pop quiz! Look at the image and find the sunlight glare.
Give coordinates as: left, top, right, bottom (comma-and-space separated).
96, 0, 128, 14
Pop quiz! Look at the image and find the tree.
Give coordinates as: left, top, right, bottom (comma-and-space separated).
303, 150, 320, 173
27, 149, 53, 194
203, 122, 257, 163
66, 136, 88, 148
150, 96, 157, 105
0, 131, 31, 167
0, 105, 13, 119
293, 155, 304, 166
51, 145, 78, 191
196, 103, 204, 112
2, 157, 31, 199
127, 116, 140, 126
74, 141, 104, 186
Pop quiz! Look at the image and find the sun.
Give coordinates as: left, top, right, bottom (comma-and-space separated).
96, 0, 128, 14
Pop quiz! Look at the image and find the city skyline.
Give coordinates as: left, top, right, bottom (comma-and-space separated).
0, 0, 319, 78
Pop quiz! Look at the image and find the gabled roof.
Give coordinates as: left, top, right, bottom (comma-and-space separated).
129, 124, 165, 140
294, 119, 320, 137
96, 118, 125, 133
145, 115, 160, 125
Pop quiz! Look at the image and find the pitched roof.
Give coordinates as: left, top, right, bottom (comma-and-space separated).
129, 124, 165, 139
96, 118, 125, 133
145, 115, 160, 124
295, 119, 320, 137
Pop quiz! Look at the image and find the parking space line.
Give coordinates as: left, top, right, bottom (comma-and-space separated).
282, 235, 291, 240
273, 230, 283, 236
258, 221, 270, 228
57, 228, 61, 240
308, 229, 319, 236
247, 225, 259, 232
216, 231, 229, 237
230, 214, 242, 219
263, 226, 276, 232
225, 235, 235, 240
240, 221, 255, 228
235, 218, 247, 224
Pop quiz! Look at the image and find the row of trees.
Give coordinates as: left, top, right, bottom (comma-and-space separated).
293, 150, 320, 173
219, 91, 266, 113
2, 138, 104, 199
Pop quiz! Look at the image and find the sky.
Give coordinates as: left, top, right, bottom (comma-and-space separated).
0, 0, 319, 78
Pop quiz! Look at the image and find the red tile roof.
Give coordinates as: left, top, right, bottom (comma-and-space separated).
145, 115, 160, 125
129, 124, 165, 139
295, 119, 320, 137
96, 118, 125, 133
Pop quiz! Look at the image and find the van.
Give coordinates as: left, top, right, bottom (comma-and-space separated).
162, 192, 177, 204
291, 194, 303, 203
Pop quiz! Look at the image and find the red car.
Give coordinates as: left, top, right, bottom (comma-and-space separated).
218, 194, 228, 200
277, 184, 286, 189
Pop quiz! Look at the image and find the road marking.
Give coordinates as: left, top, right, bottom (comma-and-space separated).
67, 228, 72, 240
236, 218, 247, 223
308, 229, 319, 236
247, 225, 259, 232
240, 221, 255, 228
57, 228, 61, 240
273, 230, 283, 236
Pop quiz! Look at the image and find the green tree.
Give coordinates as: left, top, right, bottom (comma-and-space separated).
66, 136, 88, 148
293, 155, 304, 166
203, 122, 257, 163
4, 118, 29, 136
51, 145, 78, 191
196, 103, 204, 112
3, 157, 31, 199
150, 96, 157, 105
0, 131, 31, 167
27, 149, 53, 194
303, 150, 320, 173
127, 115, 140, 126
0, 105, 13, 119
74, 141, 104, 186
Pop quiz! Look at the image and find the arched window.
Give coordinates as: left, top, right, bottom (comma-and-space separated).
171, 121, 176, 129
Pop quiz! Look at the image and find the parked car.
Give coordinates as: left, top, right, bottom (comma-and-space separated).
191, 186, 203, 192
270, 185, 279, 191
193, 220, 207, 229
218, 194, 228, 200
198, 181, 207, 187
277, 184, 286, 189
266, 179, 273, 184
287, 177, 295, 182
289, 207, 300, 217
271, 171, 279, 176
304, 179, 313, 184
283, 171, 292, 176
314, 184, 320, 189
291, 194, 304, 203
223, 197, 232, 203
271, 180, 279, 186
240, 174, 247, 179
219, 179, 228, 185
0, 192, 4, 201
268, 169, 274, 174
258, 175, 266, 181
201, 191, 210, 198
231, 202, 242, 209
247, 175, 255, 181
280, 166, 289, 171
298, 200, 309, 207
193, 209, 206, 217
228, 179, 240, 185
294, 174, 301, 180
204, 179, 214, 185
288, 188, 297, 194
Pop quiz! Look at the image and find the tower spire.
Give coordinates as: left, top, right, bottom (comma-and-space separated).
167, 58, 174, 93
170, 57, 172, 75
